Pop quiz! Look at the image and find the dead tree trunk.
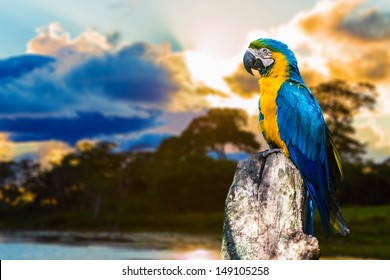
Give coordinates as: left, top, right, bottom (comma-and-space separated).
221, 150, 320, 260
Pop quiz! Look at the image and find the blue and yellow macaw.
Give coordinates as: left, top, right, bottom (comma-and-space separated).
243, 38, 349, 237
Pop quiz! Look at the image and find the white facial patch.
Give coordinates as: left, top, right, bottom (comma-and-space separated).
247, 47, 274, 67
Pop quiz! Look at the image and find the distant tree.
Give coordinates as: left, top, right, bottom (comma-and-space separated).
0, 160, 38, 211
176, 108, 260, 159
30, 154, 86, 210
156, 136, 191, 161
72, 141, 121, 218
0, 161, 15, 187
0, 161, 16, 210
142, 108, 259, 213
30, 141, 125, 216
152, 153, 236, 214
312, 80, 378, 161
339, 158, 390, 205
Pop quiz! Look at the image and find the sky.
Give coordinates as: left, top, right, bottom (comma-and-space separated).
1, 0, 390, 166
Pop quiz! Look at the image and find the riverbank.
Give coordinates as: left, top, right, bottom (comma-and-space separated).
1, 205, 389, 259
0, 211, 224, 233
0, 230, 221, 250
0, 230, 370, 260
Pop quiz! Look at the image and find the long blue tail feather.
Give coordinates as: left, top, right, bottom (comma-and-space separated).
303, 179, 330, 237
304, 189, 315, 235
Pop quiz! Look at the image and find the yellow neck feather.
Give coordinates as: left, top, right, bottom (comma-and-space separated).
258, 53, 290, 155
267, 52, 290, 79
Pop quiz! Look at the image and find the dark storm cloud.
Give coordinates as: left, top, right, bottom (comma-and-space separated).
0, 42, 176, 143
0, 55, 55, 81
65, 43, 177, 103
0, 60, 77, 114
341, 9, 390, 40
0, 111, 161, 144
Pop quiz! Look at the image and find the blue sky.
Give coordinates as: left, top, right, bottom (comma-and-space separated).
1, 0, 318, 57
1, 0, 390, 165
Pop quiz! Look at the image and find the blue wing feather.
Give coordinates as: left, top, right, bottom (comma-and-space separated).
276, 81, 330, 236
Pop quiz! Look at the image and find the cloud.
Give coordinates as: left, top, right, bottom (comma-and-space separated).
64, 43, 177, 104
296, 0, 390, 83
0, 133, 72, 166
0, 55, 55, 81
354, 113, 390, 161
299, 69, 327, 87
156, 111, 206, 135
0, 133, 13, 161
37, 141, 73, 169
1, 23, 234, 162
0, 111, 160, 145
224, 65, 259, 99
159, 50, 219, 112
0, 56, 75, 115
0, 24, 192, 146
326, 47, 390, 82
298, 0, 361, 38
25, 23, 216, 113
341, 7, 390, 40
27, 23, 113, 57
0, 44, 178, 116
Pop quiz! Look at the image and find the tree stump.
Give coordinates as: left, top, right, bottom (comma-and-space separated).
221, 150, 320, 260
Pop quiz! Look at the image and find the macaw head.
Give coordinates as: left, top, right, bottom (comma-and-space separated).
243, 38, 299, 78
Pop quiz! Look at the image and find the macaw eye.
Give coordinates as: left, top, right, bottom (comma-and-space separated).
261, 48, 269, 54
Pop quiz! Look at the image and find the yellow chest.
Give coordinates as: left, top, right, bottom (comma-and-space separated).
258, 77, 289, 155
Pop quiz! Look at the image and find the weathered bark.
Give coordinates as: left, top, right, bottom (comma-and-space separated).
221, 150, 320, 260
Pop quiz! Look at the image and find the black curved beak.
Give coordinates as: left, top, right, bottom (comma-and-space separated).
243, 50, 265, 76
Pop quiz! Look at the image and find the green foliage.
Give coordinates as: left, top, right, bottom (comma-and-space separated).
339, 159, 390, 205
179, 108, 260, 159
0, 162, 15, 185
151, 154, 236, 214
315, 205, 390, 259
312, 80, 378, 161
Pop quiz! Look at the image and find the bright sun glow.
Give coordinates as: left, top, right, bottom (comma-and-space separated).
205, 94, 259, 115
184, 50, 259, 115
184, 50, 239, 92
177, 248, 219, 260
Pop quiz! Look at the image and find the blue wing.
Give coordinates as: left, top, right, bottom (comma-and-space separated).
276, 80, 330, 236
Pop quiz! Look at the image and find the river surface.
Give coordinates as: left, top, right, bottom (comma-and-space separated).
0, 231, 221, 260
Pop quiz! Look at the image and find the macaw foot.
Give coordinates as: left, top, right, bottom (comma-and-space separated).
257, 149, 284, 177
260, 148, 283, 159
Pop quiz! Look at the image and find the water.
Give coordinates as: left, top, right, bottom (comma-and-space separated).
0, 242, 220, 260
0, 236, 358, 260
0, 232, 221, 260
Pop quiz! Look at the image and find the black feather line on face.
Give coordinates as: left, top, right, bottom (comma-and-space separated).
259, 63, 274, 76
